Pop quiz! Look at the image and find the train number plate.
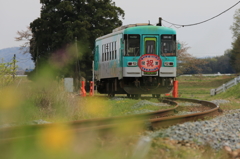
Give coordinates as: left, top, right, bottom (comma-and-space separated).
144, 71, 157, 75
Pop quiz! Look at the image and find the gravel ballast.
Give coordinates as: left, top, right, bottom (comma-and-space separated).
125, 100, 171, 115
147, 99, 240, 150
131, 100, 170, 109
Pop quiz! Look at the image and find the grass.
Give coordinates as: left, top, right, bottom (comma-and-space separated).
147, 138, 228, 159
205, 81, 240, 110
177, 75, 236, 98
0, 74, 239, 159
0, 76, 174, 124
177, 75, 240, 117
106, 98, 170, 116
177, 75, 240, 111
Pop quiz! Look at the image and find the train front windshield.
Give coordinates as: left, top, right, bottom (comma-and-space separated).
161, 34, 176, 56
124, 34, 140, 56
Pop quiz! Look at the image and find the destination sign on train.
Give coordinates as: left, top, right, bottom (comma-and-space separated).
124, 34, 140, 39
129, 36, 138, 38
162, 35, 172, 40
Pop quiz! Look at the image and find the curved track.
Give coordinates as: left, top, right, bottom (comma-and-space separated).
0, 97, 220, 140
150, 97, 220, 129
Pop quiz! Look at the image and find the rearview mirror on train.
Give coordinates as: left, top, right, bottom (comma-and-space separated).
177, 43, 181, 50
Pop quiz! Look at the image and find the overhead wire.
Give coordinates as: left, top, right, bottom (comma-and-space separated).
162, 1, 240, 27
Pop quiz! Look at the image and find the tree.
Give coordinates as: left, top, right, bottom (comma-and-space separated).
177, 42, 207, 75
216, 50, 234, 73
29, 0, 124, 81
15, 26, 32, 53
201, 50, 234, 74
230, 8, 240, 73
230, 36, 240, 72
230, 8, 240, 39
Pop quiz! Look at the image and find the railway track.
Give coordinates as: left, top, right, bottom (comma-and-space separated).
0, 97, 220, 141
150, 97, 220, 129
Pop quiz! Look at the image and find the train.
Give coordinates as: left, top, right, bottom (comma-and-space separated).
94, 20, 178, 98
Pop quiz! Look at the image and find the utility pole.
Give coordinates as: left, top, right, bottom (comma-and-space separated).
13, 54, 16, 80
36, 47, 38, 75
75, 37, 81, 92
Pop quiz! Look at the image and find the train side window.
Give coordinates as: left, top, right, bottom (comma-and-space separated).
109, 43, 112, 60
105, 44, 106, 61
106, 52, 107, 61
111, 42, 114, 60
106, 44, 109, 61
102, 45, 104, 61
112, 42, 114, 59
115, 41, 117, 59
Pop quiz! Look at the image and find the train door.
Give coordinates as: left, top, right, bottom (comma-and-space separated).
142, 35, 159, 76
144, 37, 157, 54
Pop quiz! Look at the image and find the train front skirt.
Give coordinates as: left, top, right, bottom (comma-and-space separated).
123, 85, 173, 94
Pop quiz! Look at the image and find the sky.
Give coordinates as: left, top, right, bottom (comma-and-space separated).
0, 0, 240, 58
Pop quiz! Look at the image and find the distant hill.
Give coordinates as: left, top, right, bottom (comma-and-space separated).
0, 47, 35, 70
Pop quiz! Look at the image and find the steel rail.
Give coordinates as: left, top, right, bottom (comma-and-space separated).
150, 97, 220, 129
0, 98, 220, 140
0, 99, 178, 139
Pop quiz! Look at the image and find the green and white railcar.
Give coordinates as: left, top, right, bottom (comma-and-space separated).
94, 23, 177, 97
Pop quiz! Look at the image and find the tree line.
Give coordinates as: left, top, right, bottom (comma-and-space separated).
177, 44, 234, 75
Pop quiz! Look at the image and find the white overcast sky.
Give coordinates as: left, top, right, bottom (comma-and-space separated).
0, 0, 240, 57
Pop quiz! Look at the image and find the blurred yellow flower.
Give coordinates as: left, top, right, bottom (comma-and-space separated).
85, 98, 109, 116
38, 124, 73, 151
0, 86, 22, 109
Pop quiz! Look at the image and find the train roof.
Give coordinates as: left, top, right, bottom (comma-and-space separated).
112, 23, 153, 32
96, 24, 176, 41
123, 25, 176, 35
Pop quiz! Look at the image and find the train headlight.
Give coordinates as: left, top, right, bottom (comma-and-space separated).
164, 62, 174, 67
128, 62, 137, 66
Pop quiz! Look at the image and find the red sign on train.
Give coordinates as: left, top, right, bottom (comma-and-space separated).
138, 54, 162, 72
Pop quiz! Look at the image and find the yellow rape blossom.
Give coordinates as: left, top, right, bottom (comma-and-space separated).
37, 124, 73, 151
0, 86, 22, 109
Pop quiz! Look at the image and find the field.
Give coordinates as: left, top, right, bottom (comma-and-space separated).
177, 75, 240, 110
178, 75, 235, 98
0, 75, 239, 159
